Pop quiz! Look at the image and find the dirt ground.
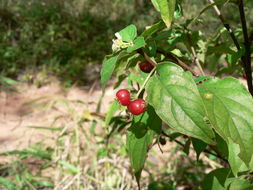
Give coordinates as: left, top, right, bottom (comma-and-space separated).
1, 77, 247, 189
0, 80, 115, 154
0, 76, 247, 154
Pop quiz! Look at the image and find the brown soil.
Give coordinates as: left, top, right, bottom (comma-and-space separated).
0, 80, 115, 154
0, 76, 248, 154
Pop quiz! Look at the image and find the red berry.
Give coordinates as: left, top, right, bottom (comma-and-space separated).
138, 61, 154, 73
242, 73, 247, 79
127, 99, 146, 115
159, 137, 166, 146
116, 89, 131, 106
183, 135, 189, 139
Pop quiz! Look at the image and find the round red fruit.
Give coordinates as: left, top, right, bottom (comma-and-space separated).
138, 61, 154, 73
183, 135, 189, 139
116, 89, 131, 106
127, 99, 146, 115
159, 137, 166, 146
242, 73, 247, 79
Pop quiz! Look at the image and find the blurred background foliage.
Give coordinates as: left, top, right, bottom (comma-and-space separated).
0, 0, 159, 86
0, 0, 252, 86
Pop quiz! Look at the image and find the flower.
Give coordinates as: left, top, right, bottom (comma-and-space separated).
112, 33, 134, 52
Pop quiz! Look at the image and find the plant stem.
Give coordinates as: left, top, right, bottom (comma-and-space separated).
238, 0, 253, 96
156, 50, 199, 76
161, 131, 227, 162
249, 31, 253, 44
208, 0, 241, 50
135, 49, 158, 98
185, 30, 205, 76
137, 49, 156, 66
209, 0, 253, 96
136, 67, 156, 98
190, 46, 205, 76
170, 53, 200, 76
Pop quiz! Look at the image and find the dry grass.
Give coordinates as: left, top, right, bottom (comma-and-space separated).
0, 82, 216, 190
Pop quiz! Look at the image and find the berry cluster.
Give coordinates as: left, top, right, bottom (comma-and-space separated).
116, 89, 146, 115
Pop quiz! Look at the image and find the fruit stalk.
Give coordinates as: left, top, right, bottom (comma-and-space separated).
136, 67, 156, 98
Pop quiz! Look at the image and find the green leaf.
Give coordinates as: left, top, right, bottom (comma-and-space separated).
201, 168, 233, 190
170, 49, 183, 57
226, 49, 245, 66
127, 106, 162, 185
0, 75, 18, 92
0, 177, 16, 190
151, 0, 160, 11
198, 77, 253, 166
127, 37, 146, 53
212, 132, 228, 159
125, 53, 141, 69
206, 43, 235, 56
141, 21, 166, 39
192, 138, 207, 160
143, 40, 157, 57
100, 51, 127, 88
146, 62, 215, 144
156, 0, 176, 28
227, 139, 253, 176
34, 180, 54, 188
58, 160, 79, 174
113, 74, 128, 89
194, 76, 211, 84
0, 75, 19, 85
183, 138, 191, 155
227, 178, 253, 190
128, 72, 148, 86
27, 126, 62, 131
148, 182, 177, 190
189, 0, 234, 26
105, 100, 120, 126
1, 146, 52, 160
118, 24, 137, 42
174, 2, 182, 19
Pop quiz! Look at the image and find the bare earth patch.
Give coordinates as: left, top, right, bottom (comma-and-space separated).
0, 81, 115, 153
1, 77, 240, 189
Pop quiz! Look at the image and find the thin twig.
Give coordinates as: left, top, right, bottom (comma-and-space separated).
156, 137, 164, 154
136, 67, 156, 98
190, 46, 205, 76
170, 53, 199, 76
200, 154, 223, 169
238, 0, 253, 96
161, 131, 227, 162
137, 49, 156, 66
156, 49, 199, 76
184, 30, 205, 76
143, 52, 157, 66
209, 0, 253, 96
208, 0, 241, 50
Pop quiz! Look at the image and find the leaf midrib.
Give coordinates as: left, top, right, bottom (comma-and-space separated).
159, 77, 214, 141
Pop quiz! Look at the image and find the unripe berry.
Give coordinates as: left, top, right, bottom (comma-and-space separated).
159, 137, 166, 146
138, 61, 154, 73
116, 89, 131, 106
127, 99, 146, 115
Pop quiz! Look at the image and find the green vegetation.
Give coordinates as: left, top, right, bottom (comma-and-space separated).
1, 0, 253, 189
101, 0, 253, 189
0, 0, 158, 85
